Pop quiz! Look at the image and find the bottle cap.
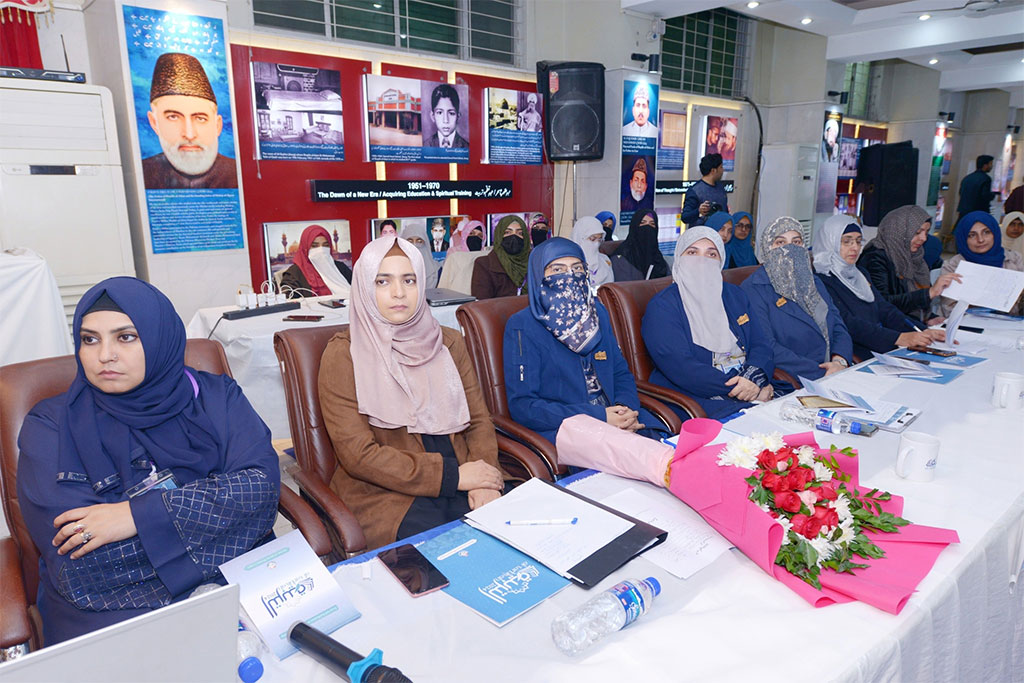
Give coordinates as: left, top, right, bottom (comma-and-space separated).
849, 422, 862, 435
238, 656, 264, 683
644, 576, 661, 596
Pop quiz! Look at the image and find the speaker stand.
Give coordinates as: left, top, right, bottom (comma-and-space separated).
572, 161, 578, 224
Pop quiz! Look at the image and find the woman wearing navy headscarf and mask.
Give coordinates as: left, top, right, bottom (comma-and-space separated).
503, 238, 661, 446
642, 227, 774, 420
726, 211, 758, 268
596, 211, 617, 241
17, 277, 279, 645
741, 216, 853, 391
938, 211, 1024, 317
611, 210, 669, 281
814, 215, 943, 360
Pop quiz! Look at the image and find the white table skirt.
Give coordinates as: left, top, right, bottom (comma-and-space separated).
262, 323, 1024, 682
185, 298, 463, 439
0, 248, 72, 366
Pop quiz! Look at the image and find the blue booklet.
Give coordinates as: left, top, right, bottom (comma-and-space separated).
887, 347, 988, 368
418, 523, 570, 627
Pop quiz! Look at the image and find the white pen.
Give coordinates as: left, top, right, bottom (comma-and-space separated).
505, 517, 578, 526
436, 538, 476, 561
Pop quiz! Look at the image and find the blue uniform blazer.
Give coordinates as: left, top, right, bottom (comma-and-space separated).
642, 282, 774, 420
503, 302, 657, 445
818, 271, 917, 361
741, 266, 853, 387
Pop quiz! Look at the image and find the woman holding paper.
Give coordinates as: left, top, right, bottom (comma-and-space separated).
857, 205, 959, 322
319, 237, 505, 550
17, 278, 280, 645
938, 211, 1024, 317
279, 224, 353, 299
642, 226, 774, 420
503, 237, 660, 444
741, 216, 853, 391
815, 215, 943, 360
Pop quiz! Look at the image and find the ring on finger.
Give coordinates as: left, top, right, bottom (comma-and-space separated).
81, 530, 94, 543
72, 523, 85, 534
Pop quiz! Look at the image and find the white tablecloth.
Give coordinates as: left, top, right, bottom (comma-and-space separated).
262, 320, 1024, 682
0, 248, 72, 366
185, 298, 463, 439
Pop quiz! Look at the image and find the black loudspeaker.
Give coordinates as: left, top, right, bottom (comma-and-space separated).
536, 61, 605, 161
855, 141, 918, 226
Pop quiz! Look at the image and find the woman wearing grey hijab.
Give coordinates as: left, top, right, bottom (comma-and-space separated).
741, 216, 853, 390
641, 227, 774, 420
399, 223, 441, 289
857, 205, 960, 321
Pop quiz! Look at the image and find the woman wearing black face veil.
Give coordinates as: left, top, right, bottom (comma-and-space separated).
611, 210, 669, 281
471, 215, 532, 299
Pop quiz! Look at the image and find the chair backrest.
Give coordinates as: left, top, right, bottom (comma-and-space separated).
455, 296, 528, 418
598, 240, 622, 256
722, 264, 759, 287
272, 325, 349, 486
596, 277, 673, 382
0, 339, 231, 609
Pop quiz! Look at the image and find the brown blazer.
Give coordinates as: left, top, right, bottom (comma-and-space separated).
471, 250, 522, 300
318, 326, 500, 550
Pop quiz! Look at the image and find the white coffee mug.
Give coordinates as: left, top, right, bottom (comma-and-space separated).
895, 431, 940, 482
991, 372, 1024, 410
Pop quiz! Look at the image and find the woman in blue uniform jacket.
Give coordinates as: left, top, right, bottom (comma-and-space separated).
813, 215, 944, 360
503, 237, 660, 446
642, 226, 774, 420
741, 216, 854, 391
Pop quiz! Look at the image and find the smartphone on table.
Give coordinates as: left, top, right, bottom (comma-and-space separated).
908, 346, 956, 357
378, 543, 449, 597
283, 314, 324, 322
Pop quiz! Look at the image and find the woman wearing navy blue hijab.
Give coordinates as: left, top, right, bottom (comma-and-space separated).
643, 226, 774, 420
726, 211, 757, 268
741, 217, 853, 391
503, 238, 660, 445
17, 277, 279, 645
939, 211, 1024, 317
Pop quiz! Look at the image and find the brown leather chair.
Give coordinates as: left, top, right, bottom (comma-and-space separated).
0, 339, 330, 651
722, 264, 759, 287
598, 240, 622, 256
273, 324, 551, 559
455, 297, 681, 478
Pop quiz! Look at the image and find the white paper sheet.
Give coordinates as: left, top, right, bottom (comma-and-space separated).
870, 353, 941, 377
600, 488, 732, 579
942, 260, 1024, 312
463, 478, 633, 575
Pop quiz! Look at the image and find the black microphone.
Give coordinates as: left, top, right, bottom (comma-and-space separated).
288, 622, 412, 682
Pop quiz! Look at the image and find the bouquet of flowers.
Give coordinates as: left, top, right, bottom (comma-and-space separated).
716, 432, 909, 589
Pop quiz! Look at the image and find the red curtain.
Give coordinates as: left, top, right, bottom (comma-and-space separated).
0, 8, 44, 69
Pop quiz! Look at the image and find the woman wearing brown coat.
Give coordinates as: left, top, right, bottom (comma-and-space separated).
319, 236, 505, 549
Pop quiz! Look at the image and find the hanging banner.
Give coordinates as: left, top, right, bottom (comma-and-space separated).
619, 78, 659, 225
483, 87, 543, 165
251, 62, 344, 161
364, 75, 469, 164
122, 4, 243, 254
816, 109, 843, 213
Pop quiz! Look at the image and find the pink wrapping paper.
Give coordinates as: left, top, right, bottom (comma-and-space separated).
555, 415, 674, 486
667, 429, 960, 614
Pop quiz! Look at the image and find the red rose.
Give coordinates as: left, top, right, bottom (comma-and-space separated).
762, 472, 789, 492
812, 482, 838, 500
757, 449, 778, 470
812, 506, 829, 522
790, 513, 810, 535
786, 467, 814, 490
774, 491, 802, 513
824, 508, 839, 528
802, 517, 824, 538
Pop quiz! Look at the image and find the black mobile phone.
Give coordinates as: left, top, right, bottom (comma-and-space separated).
908, 345, 956, 357
378, 543, 449, 597
283, 314, 324, 322
319, 299, 346, 309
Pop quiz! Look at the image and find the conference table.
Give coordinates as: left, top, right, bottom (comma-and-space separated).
257, 312, 1023, 682
185, 298, 462, 439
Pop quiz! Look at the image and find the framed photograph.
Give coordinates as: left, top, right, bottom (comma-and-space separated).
263, 219, 352, 284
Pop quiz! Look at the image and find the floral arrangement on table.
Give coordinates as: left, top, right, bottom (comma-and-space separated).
716, 432, 909, 589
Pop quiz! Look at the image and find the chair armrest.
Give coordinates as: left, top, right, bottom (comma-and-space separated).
288, 466, 367, 557
495, 434, 553, 482
277, 485, 333, 560
489, 414, 563, 477
773, 368, 802, 390
636, 380, 708, 419
637, 394, 683, 434
0, 537, 32, 650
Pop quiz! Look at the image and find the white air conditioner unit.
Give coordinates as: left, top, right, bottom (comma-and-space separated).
757, 143, 818, 247
0, 78, 135, 322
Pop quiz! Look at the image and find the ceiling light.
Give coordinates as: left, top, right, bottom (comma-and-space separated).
929, 58, 938, 65
373, 2, 382, 7
746, 1, 760, 7
918, 14, 931, 20
800, 17, 813, 25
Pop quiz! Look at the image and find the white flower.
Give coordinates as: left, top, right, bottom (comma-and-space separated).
796, 445, 816, 467
776, 515, 793, 542
808, 536, 837, 566
797, 490, 817, 507
777, 459, 789, 472
716, 435, 762, 469
812, 461, 833, 482
758, 432, 785, 452
835, 521, 856, 545
833, 494, 853, 523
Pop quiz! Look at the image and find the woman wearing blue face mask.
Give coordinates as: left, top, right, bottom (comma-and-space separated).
279, 224, 352, 299
503, 237, 660, 446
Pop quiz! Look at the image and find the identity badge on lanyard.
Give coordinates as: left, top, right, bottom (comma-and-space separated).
125, 464, 180, 498
712, 350, 745, 375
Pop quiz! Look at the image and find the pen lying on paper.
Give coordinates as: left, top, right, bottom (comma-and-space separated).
505, 517, 579, 526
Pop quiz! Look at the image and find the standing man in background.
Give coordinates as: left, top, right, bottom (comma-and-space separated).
957, 155, 995, 221
681, 153, 729, 227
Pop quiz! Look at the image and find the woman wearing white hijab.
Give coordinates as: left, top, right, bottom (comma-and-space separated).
1001, 211, 1024, 261
814, 215, 942, 361
641, 226, 774, 420
570, 216, 614, 291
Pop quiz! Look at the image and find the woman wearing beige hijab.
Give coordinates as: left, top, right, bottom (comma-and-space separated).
318, 236, 504, 549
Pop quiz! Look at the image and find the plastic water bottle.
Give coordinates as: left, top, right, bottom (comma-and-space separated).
779, 402, 872, 436
550, 577, 661, 656
236, 624, 266, 683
